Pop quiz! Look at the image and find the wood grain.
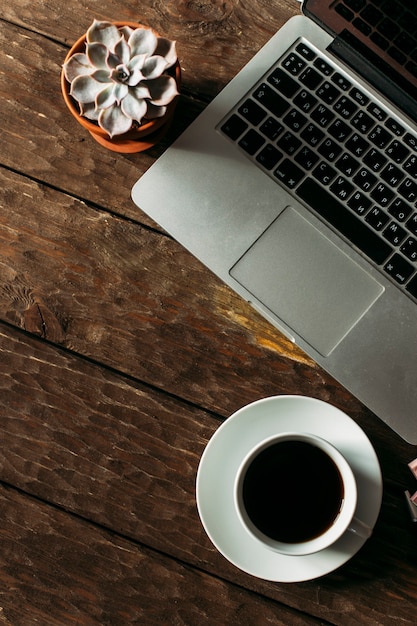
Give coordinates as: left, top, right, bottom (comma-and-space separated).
0, 166, 333, 421
0, 483, 327, 626
1, 322, 417, 625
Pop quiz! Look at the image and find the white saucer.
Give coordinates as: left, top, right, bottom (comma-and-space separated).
196, 395, 382, 582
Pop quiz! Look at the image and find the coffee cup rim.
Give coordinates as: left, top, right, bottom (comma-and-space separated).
234, 431, 358, 556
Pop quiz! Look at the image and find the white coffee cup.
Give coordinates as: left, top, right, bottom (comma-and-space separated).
234, 431, 371, 556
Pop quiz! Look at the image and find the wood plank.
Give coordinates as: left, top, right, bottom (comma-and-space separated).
0, 166, 330, 420
0, 484, 324, 625
4, 0, 295, 85
1, 322, 416, 625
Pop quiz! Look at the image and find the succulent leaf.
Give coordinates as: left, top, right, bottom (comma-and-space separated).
154, 39, 177, 68
128, 28, 158, 57
96, 84, 117, 110
145, 102, 167, 119
87, 20, 120, 50
71, 74, 105, 104
63, 53, 92, 82
65, 20, 179, 137
114, 37, 131, 66
142, 55, 170, 80
87, 43, 109, 70
99, 105, 133, 138
147, 75, 179, 105
121, 92, 148, 121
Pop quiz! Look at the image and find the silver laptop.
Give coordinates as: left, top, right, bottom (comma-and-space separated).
132, 0, 417, 443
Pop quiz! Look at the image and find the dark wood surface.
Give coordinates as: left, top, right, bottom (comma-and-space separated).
1, 1, 417, 623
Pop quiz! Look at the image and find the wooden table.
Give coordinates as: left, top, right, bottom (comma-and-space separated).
1, 1, 417, 623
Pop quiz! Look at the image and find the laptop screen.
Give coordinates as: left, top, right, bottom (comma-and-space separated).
304, 0, 417, 121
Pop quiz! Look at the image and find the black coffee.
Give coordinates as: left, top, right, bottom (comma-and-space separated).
242, 440, 344, 543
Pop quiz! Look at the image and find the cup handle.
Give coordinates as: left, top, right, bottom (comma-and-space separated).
347, 516, 372, 539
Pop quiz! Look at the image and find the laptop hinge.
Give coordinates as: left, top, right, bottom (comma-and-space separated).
328, 30, 417, 125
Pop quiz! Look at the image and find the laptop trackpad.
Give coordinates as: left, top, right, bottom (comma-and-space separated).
230, 207, 384, 356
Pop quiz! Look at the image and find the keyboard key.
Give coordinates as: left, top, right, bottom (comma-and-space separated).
367, 103, 387, 122
404, 133, 417, 151
278, 131, 302, 155
333, 96, 358, 119
349, 88, 369, 107
295, 43, 316, 61
294, 90, 318, 113
331, 73, 352, 91
385, 118, 405, 137
380, 162, 404, 187
318, 138, 343, 161
371, 31, 389, 51
353, 167, 377, 192
344, 0, 365, 10
253, 84, 290, 117
378, 17, 400, 39
316, 81, 341, 104
328, 118, 352, 142
238, 99, 267, 125
313, 58, 333, 76
383, 221, 407, 245
267, 68, 299, 97
313, 161, 337, 185
363, 148, 388, 172
395, 31, 415, 53
388, 46, 406, 65
384, 253, 414, 284
295, 146, 319, 170
311, 104, 335, 127
299, 67, 323, 90
371, 182, 395, 207
368, 125, 392, 149
401, 236, 417, 262
353, 17, 372, 36
238, 129, 265, 155
361, 4, 383, 26
300, 123, 325, 147
283, 108, 308, 132
406, 213, 417, 236
385, 139, 410, 163
274, 159, 304, 188
345, 133, 370, 157
259, 117, 284, 140
403, 155, 417, 178
256, 144, 283, 170
335, 3, 354, 21
351, 110, 375, 134
296, 178, 393, 264
330, 175, 354, 200
221, 114, 248, 140
348, 191, 372, 215
366, 206, 390, 230
336, 152, 360, 176
282, 53, 306, 75
399, 177, 417, 203
389, 198, 413, 222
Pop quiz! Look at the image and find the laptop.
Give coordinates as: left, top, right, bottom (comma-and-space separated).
132, 0, 417, 443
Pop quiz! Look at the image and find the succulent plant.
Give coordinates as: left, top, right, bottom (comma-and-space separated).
63, 19, 179, 138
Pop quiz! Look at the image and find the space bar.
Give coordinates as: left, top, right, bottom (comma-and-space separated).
296, 178, 392, 265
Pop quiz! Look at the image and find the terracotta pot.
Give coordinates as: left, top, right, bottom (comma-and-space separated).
61, 22, 181, 153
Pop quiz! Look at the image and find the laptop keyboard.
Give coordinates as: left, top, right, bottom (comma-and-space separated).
335, 0, 417, 78
219, 39, 417, 300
